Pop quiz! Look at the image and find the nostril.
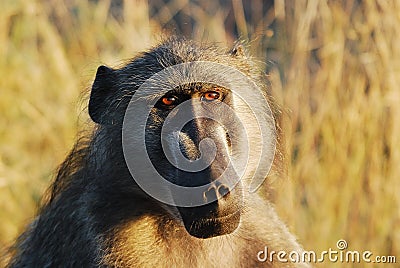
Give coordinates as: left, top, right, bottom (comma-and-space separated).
203, 186, 218, 203
217, 184, 230, 198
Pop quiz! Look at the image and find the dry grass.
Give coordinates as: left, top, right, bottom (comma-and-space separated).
1, 0, 399, 267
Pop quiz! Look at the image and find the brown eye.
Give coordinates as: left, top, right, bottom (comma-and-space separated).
161, 96, 176, 106
202, 91, 220, 102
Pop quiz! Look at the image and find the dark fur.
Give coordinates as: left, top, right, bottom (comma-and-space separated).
8, 38, 309, 267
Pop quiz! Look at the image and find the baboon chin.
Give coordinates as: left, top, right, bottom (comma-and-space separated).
179, 205, 241, 238
178, 189, 242, 238
7, 37, 311, 268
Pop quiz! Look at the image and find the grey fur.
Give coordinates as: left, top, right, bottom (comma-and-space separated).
7, 38, 310, 268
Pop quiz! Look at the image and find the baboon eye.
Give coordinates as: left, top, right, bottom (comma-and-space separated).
202, 91, 220, 102
161, 96, 177, 106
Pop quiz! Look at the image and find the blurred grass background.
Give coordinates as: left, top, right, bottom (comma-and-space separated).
1, 0, 399, 267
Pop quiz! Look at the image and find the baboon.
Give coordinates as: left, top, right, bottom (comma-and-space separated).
7, 38, 310, 267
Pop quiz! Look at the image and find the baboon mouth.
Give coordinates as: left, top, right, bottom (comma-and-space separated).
184, 210, 241, 239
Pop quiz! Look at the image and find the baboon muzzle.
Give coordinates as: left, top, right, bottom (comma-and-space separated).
171, 119, 243, 238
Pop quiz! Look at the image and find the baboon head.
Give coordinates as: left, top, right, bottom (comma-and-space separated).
88, 38, 276, 239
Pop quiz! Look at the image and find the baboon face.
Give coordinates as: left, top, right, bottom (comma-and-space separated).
88, 39, 272, 239
144, 83, 243, 238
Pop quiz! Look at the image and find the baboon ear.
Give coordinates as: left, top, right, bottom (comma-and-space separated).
89, 65, 118, 125
230, 43, 246, 58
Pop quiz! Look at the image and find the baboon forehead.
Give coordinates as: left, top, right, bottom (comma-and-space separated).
122, 38, 255, 78
153, 38, 228, 62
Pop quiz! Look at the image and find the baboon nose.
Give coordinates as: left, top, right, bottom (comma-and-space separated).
203, 183, 230, 203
